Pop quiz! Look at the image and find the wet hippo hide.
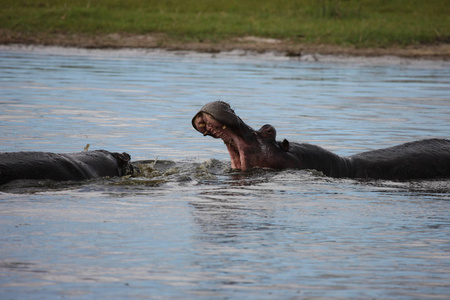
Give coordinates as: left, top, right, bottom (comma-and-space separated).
0, 150, 131, 185
348, 139, 450, 180
290, 139, 450, 180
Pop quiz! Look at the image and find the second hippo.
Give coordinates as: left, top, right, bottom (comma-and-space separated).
0, 150, 131, 185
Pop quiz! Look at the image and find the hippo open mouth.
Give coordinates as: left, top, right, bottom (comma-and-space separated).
192, 101, 302, 171
192, 101, 255, 169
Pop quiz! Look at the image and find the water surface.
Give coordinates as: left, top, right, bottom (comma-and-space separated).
0, 46, 449, 299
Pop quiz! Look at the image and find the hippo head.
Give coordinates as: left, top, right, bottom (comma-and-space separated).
192, 101, 301, 170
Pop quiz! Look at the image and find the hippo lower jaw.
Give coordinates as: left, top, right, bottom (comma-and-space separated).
192, 111, 250, 169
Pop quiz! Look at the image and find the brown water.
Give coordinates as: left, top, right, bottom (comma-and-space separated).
1, 46, 449, 299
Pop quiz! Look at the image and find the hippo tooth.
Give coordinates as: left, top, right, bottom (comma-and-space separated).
222, 125, 227, 129
198, 123, 206, 128
203, 131, 209, 136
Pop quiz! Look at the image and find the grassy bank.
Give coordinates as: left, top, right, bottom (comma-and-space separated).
1, 0, 449, 48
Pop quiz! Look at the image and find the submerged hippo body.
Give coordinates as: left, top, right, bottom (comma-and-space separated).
0, 150, 131, 185
192, 101, 450, 180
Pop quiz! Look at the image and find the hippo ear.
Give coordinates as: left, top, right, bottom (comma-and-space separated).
281, 139, 290, 152
112, 152, 131, 163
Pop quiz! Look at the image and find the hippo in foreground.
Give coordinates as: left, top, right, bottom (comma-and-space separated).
192, 101, 450, 180
0, 150, 131, 186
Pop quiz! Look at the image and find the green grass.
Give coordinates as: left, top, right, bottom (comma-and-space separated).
1, 0, 449, 47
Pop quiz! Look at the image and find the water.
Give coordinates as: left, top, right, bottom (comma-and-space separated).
1, 45, 449, 299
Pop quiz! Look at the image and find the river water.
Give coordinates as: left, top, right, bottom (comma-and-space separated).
0, 46, 449, 299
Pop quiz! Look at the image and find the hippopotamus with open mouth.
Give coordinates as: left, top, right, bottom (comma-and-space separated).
192, 101, 450, 180
0, 150, 131, 185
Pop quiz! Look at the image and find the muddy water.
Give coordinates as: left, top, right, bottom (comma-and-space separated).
0, 46, 449, 299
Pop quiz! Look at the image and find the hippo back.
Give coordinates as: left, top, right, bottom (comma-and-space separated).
0, 150, 130, 185
348, 139, 450, 180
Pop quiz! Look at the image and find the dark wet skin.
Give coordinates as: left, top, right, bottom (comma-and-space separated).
0, 150, 131, 185
192, 101, 450, 180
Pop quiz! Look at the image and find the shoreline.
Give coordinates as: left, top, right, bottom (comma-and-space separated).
1, 30, 450, 60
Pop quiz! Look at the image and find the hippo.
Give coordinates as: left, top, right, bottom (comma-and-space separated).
192, 101, 450, 180
0, 150, 131, 185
